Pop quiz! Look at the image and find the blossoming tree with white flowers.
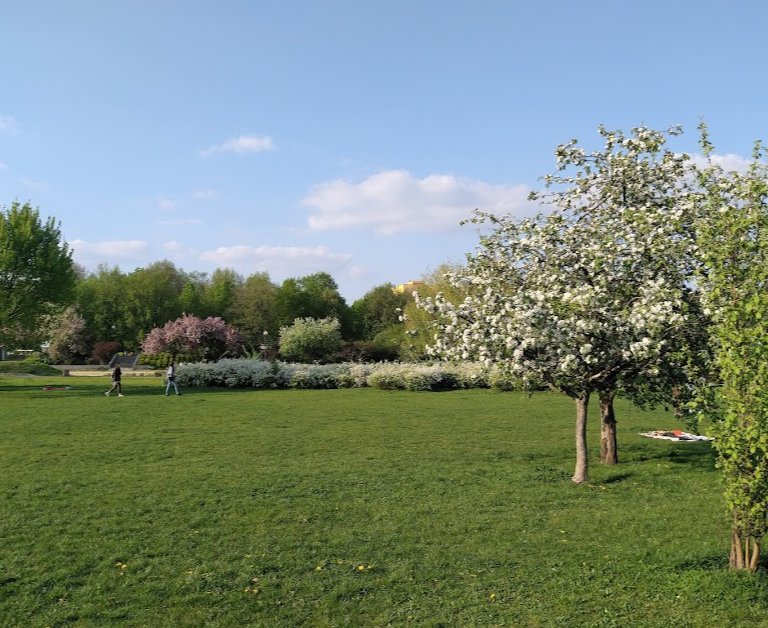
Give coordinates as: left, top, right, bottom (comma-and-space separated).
534, 125, 714, 462
417, 126, 709, 483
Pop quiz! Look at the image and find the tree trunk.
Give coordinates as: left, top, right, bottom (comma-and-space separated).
599, 390, 618, 464
730, 516, 761, 571
671, 385, 682, 418
572, 394, 590, 484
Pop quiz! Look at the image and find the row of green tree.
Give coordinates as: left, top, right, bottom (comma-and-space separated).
0, 201, 427, 363
72, 263, 412, 357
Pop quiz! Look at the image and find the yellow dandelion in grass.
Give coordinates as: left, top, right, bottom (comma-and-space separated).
357, 564, 366, 571
315, 565, 323, 571
489, 593, 497, 602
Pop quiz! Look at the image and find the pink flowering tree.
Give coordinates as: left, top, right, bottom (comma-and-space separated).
141, 314, 243, 361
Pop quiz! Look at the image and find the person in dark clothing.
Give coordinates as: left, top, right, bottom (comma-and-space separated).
105, 365, 124, 396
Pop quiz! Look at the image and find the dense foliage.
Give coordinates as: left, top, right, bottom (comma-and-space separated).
695, 129, 768, 570
278, 317, 343, 363
0, 208, 412, 361
350, 282, 409, 340
66, 264, 409, 359
0, 202, 76, 346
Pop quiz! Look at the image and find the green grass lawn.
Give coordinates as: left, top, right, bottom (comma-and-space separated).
1, 376, 766, 627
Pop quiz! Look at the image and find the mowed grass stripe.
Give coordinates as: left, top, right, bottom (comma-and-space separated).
1, 378, 766, 626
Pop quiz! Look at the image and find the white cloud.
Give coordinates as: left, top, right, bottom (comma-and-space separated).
0, 114, 18, 135
199, 244, 352, 278
70, 239, 149, 266
687, 152, 754, 173
20, 178, 47, 190
160, 240, 200, 262
200, 135, 276, 157
193, 188, 217, 199
158, 197, 178, 210
301, 170, 536, 235
157, 218, 204, 226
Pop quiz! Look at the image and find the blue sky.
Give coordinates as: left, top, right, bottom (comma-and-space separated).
1, 1, 766, 301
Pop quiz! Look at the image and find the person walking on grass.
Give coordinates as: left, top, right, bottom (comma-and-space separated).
105, 364, 124, 397
165, 362, 181, 396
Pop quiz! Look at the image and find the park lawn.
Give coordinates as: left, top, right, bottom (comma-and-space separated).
0, 377, 766, 627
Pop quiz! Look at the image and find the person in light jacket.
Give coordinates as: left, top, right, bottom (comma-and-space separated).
165, 362, 181, 396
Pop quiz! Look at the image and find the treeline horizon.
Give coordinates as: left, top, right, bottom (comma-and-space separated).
47, 259, 416, 362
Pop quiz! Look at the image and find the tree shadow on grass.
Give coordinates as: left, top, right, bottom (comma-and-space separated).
0, 380, 234, 397
0, 383, 51, 392
664, 445, 717, 471
675, 552, 768, 583
602, 472, 634, 484
676, 552, 730, 572
671, 555, 768, 613
622, 442, 717, 471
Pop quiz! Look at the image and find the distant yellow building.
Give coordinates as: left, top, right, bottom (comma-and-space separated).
393, 280, 425, 295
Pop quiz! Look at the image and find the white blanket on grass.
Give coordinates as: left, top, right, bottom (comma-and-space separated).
640, 430, 713, 442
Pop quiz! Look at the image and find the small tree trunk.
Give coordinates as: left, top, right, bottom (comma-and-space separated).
572, 394, 590, 484
731, 529, 744, 569
729, 515, 762, 571
671, 385, 682, 418
599, 390, 618, 465
750, 538, 761, 571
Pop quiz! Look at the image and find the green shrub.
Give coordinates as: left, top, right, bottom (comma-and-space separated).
341, 363, 375, 388
367, 364, 459, 391
282, 363, 350, 389
176, 359, 278, 389
279, 317, 342, 363
444, 362, 491, 389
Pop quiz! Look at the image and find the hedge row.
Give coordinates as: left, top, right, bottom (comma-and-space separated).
174, 359, 532, 392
